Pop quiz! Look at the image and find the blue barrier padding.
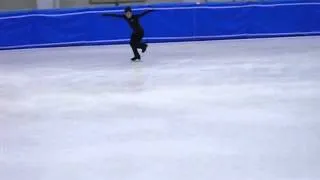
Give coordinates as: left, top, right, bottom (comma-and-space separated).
0, 0, 319, 50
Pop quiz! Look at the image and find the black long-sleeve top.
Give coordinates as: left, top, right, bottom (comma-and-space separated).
102, 10, 153, 33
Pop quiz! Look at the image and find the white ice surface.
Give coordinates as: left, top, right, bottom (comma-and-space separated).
1, 36, 320, 180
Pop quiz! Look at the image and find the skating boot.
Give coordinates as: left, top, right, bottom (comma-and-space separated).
142, 44, 148, 53
131, 56, 141, 61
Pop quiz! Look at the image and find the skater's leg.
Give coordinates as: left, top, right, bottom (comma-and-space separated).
130, 42, 140, 58
135, 31, 147, 52
130, 33, 141, 59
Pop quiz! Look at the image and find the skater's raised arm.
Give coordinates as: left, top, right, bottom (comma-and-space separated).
136, 9, 154, 18
102, 13, 124, 18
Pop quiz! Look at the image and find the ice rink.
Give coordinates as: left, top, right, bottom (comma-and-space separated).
1, 36, 320, 180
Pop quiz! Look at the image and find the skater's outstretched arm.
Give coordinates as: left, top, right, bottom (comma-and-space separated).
102, 13, 124, 18
136, 9, 154, 18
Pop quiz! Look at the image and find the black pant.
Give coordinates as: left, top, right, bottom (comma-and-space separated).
130, 31, 147, 58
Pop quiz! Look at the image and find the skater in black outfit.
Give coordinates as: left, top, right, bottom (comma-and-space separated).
102, 7, 153, 61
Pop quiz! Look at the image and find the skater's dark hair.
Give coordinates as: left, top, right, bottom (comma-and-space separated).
124, 6, 132, 13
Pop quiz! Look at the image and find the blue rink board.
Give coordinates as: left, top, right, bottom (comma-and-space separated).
0, 0, 319, 50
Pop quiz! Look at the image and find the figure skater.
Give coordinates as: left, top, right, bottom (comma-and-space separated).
102, 7, 154, 61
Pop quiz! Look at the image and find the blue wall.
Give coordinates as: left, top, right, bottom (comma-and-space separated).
0, 0, 319, 50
